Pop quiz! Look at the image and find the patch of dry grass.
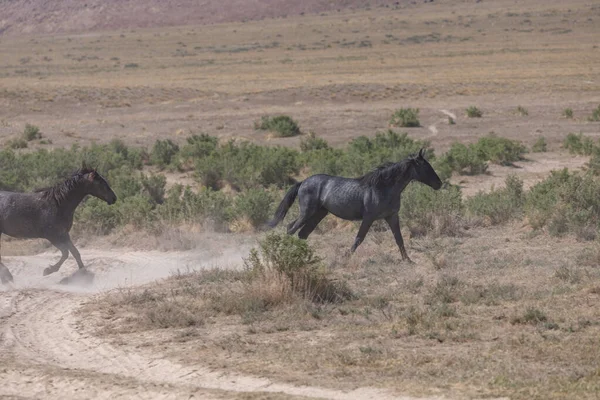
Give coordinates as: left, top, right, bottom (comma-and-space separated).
90, 225, 600, 399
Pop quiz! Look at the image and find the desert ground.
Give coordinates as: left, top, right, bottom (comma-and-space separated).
1, 0, 600, 398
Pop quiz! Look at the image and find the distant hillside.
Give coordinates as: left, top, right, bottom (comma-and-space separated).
0, 0, 407, 36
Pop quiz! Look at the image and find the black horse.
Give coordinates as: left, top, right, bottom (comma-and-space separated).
268, 149, 442, 262
0, 167, 117, 283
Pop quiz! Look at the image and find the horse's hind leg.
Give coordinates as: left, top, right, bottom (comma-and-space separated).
298, 208, 328, 239
43, 239, 70, 276
350, 218, 374, 253
0, 234, 14, 284
287, 189, 321, 235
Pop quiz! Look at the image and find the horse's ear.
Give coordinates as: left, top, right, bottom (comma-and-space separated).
418, 148, 426, 159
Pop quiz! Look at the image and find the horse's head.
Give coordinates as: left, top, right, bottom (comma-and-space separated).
411, 148, 442, 190
82, 169, 117, 205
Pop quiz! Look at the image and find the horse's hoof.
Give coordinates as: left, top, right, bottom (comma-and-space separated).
43, 267, 54, 276
403, 257, 415, 265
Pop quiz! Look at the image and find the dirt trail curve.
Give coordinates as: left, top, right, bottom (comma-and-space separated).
0, 246, 441, 400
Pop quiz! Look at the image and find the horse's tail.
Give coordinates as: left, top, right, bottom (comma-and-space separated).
268, 182, 302, 228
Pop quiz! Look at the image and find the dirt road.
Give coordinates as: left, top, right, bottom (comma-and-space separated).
0, 246, 432, 400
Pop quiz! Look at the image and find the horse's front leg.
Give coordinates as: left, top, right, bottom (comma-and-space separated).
385, 214, 413, 263
66, 238, 85, 269
350, 217, 374, 253
43, 239, 70, 276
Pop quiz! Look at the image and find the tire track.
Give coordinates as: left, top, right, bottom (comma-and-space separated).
0, 246, 433, 400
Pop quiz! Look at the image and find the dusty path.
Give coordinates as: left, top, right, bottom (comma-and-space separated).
0, 246, 436, 400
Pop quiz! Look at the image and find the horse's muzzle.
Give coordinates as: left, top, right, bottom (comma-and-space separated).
107, 195, 117, 205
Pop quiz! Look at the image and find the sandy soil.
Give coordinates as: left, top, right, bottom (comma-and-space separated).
0, 245, 451, 400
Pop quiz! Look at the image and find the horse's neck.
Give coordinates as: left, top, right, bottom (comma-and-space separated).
58, 187, 88, 216
393, 164, 415, 194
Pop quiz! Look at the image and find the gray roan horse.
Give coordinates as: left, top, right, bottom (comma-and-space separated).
0, 167, 117, 284
268, 149, 442, 262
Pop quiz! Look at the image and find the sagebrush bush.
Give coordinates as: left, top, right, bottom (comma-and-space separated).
390, 108, 420, 128
532, 137, 547, 153
255, 115, 301, 137
466, 175, 524, 225
244, 232, 353, 303
8, 139, 27, 149
526, 169, 600, 239
473, 134, 527, 165
23, 124, 41, 141
563, 133, 595, 156
440, 143, 487, 176
230, 188, 274, 228
300, 132, 330, 152
401, 183, 464, 237
466, 106, 483, 118
180, 134, 218, 165
563, 108, 574, 119
150, 139, 180, 169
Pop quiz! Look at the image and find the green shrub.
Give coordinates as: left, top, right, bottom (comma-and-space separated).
23, 124, 41, 141
300, 132, 330, 152
526, 169, 600, 239
440, 143, 487, 175
180, 134, 218, 163
76, 197, 121, 235
156, 185, 232, 228
466, 106, 483, 118
473, 134, 527, 165
8, 139, 27, 149
230, 189, 273, 227
255, 115, 301, 137
563, 108, 574, 119
390, 108, 420, 128
150, 139, 180, 169
244, 232, 353, 303
401, 183, 464, 237
141, 173, 167, 205
587, 148, 600, 175
467, 175, 524, 225
563, 133, 595, 155
589, 105, 600, 122
532, 137, 547, 153
195, 141, 299, 190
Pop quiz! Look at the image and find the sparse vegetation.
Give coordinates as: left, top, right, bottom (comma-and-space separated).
389, 108, 420, 128
466, 175, 524, 225
255, 115, 301, 137
300, 132, 330, 152
8, 139, 28, 149
563, 108, 574, 119
589, 104, 600, 122
466, 106, 483, 118
23, 124, 41, 141
563, 132, 595, 155
516, 105, 528, 116
532, 136, 547, 152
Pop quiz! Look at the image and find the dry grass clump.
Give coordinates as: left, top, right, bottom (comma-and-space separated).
91, 226, 600, 398
95, 232, 353, 333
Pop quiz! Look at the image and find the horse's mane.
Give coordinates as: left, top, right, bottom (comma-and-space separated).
358, 156, 415, 188
36, 167, 95, 205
